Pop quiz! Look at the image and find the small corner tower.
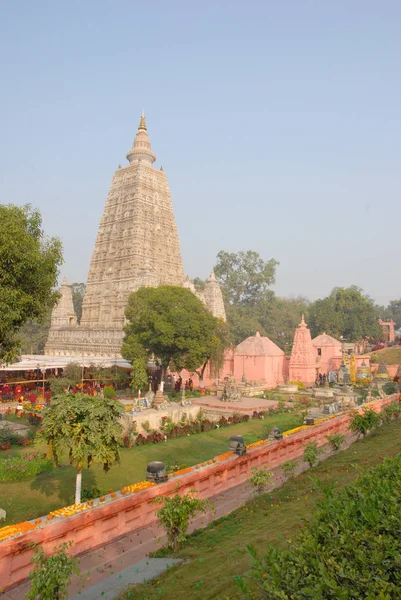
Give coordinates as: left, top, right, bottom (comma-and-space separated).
49, 277, 77, 329
203, 271, 226, 321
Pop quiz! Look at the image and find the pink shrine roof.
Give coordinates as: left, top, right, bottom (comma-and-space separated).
311, 333, 342, 347
235, 331, 284, 357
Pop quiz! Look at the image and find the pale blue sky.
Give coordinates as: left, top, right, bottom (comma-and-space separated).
1, 1, 400, 305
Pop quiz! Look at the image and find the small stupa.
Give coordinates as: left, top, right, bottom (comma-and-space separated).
338, 361, 351, 385
356, 361, 371, 386
374, 362, 390, 381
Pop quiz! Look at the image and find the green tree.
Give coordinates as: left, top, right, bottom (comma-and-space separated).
17, 310, 52, 354
249, 466, 273, 495
26, 541, 80, 600
70, 282, 86, 323
309, 286, 381, 342
48, 362, 82, 395
381, 298, 401, 329
130, 357, 149, 393
0, 204, 63, 362
37, 394, 123, 504
303, 442, 322, 468
153, 490, 212, 550
122, 286, 229, 384
214, 250, 278, 307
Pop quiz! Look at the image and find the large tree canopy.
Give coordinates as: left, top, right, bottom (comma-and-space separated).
214, 250, 278, 307
122, 285, 229, 381
0, 204, 63, 362
309, 287, 382, 342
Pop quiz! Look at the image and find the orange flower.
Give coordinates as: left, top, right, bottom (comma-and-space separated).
0, 521, 37, 542
121, 481, 156, 494
173, 467, 193, 476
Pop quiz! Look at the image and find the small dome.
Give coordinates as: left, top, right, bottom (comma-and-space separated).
312, 334, 342, 347
235, 332, 284, 357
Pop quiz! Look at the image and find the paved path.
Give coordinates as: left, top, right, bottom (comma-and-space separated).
69, 558, 182, 600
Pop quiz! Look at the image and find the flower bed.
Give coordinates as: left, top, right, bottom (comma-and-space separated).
0, 453, 53, 481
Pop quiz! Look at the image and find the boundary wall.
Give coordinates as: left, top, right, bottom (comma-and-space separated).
0, 396, 394, 591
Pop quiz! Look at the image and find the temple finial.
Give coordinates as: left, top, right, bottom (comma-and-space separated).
138, 112, 147, 131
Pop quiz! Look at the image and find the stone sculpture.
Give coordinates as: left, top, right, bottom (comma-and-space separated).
221, 375, 242, 402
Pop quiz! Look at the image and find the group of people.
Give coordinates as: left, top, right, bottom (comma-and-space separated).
173, 376, 194, 392
315, 372, 327, 386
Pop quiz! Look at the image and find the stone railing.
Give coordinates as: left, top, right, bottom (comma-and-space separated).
0, 396, 394, 591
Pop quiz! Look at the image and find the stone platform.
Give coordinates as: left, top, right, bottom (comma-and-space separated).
192, 395, 288, 415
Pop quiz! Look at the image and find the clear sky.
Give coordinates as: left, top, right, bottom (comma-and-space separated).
1, 1, 400, 305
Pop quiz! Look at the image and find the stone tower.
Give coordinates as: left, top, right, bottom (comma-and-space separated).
80, 114, 185, 329
289, 315, 316, 386
49, 277, 77, 329
45, 115, 225, 357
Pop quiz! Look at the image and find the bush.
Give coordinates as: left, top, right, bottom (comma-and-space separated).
303, 442, 322, 468
281, 460, 298, 479
0, 453, 53, 481
326, 433, 345, 452
201, 419, 213, 432
383, 381, 397, 395
27, 541, 80, 600
383, 401, 401, 423
153, 490, 212, 550
103, 386, 116, 399
350, 409, 381, 438
249, 467, 273, 495
81, 487, 106, 501
237, 454, 401, 599
28, 412, 43, 426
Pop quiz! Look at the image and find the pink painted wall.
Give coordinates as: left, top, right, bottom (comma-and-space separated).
314, 344, 343, 373
0, 397, 393, 592
232, 354, 285, 388
177, 348, 285, 389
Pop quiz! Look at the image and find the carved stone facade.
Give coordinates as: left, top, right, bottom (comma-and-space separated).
45, 115, 225, 357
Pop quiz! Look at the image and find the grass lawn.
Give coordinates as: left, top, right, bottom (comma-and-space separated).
0, 412, 301, 525
116, 419, 401, 600
370, 345, 401, 364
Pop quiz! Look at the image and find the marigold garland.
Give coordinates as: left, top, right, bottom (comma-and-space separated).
121, 481, 156, 494
0, 521, 36, 542
172, 467, 193, 476
49, 503, 91, 519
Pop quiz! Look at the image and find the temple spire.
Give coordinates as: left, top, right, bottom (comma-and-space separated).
138, 112, 147, 131
126, 113, 156, 165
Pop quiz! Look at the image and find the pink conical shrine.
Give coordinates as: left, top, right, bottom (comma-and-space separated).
289, 315, 316, 386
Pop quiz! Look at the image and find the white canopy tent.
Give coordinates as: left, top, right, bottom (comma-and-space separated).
0, 355, 131, 372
